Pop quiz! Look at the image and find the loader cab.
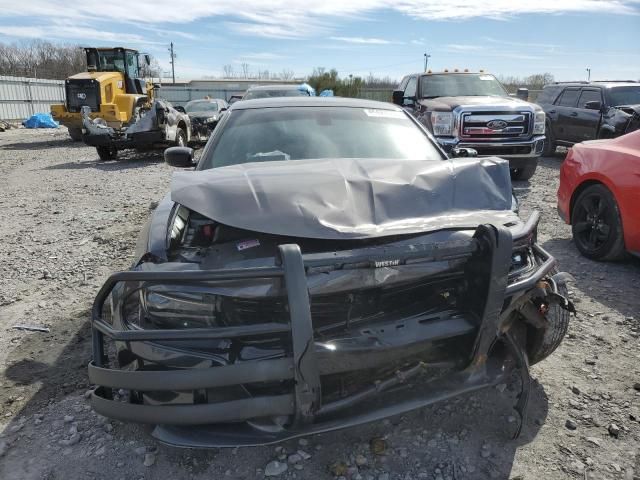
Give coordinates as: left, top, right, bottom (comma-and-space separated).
85, 47, 146, 95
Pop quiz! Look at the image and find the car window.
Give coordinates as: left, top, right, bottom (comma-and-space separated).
185, 101, 218, 113
537, 86, 563, 104
607, 86, 640, 106
397, 76, 409, 91
200, 106, 443, 169
556, 88, 580, 107
578, 89, 602, 108
404, 77, 417, 98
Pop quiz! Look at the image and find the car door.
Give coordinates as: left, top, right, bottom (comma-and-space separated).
573, 88, 603, 141
552, 87, 580, 144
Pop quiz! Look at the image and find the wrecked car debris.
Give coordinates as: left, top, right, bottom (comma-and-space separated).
87, 97, 572, 447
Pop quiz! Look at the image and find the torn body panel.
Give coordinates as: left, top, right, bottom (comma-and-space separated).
81, 99, 190, 150
601, 104, 640, 137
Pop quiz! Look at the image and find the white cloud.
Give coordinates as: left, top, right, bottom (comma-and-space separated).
0, 0, 636, 42
0, 25, 159, 44
445, 44, 483, 51
329, 36, 395, 44
238, 52, 286, 60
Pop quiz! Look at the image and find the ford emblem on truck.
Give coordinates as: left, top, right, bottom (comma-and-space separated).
487, 120, 508, 130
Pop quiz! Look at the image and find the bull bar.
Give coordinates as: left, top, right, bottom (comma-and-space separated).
88, 221, 557, 446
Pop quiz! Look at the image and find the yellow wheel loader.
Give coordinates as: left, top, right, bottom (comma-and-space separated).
51, 47, 190, 160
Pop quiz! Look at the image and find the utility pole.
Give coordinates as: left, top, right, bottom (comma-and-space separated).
168, 42, 176, 84
586, 68, 591, 81
424, 53, 431, 72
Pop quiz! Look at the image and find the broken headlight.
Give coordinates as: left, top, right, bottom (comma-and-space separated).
122, 285, 220, 329
533, 111, 545, 135
431, 112, 453, 136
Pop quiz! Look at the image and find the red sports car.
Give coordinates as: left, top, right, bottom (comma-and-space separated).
558, 130, 640, 260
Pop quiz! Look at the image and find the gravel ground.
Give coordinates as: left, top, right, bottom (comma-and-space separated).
0, 127, 638, 480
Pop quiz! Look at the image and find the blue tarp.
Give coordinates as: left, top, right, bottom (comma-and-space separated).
319, 89, 334, 97
297, 83, 316, 96
22, 113, 59, 129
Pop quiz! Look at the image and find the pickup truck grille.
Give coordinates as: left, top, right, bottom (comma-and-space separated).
460, 111, 531, 140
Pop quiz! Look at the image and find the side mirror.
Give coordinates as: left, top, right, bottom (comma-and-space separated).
220, 107, 228, 112
516, 88, 529, 101
144, 54, 151, 66
584, 100, 602, 110
451, 147, 478, 158
392, 90, 404, 105
174, 106, 186, 113
165, 146, 194, 167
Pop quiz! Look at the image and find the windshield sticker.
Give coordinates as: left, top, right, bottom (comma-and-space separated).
479, 75, 494, 81
363, 109, 405, 119
237, 239, 260, 251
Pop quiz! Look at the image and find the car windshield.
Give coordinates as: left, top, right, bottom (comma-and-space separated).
185, 101, 218, 113
243, 88, 310, 100
199, 106, 442, 169
420, 74, 508, 98
608, 86, 640, 106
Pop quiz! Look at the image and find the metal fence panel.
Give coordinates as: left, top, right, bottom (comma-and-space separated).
0, 75, 65, 121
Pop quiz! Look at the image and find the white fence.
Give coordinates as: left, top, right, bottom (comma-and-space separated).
0, 75, 65, 121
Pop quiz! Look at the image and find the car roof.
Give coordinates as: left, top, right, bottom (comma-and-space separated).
545, 82, 638, 89
230, 96, 402, 111
246, 84, 302, 91
186, 99, 225, 104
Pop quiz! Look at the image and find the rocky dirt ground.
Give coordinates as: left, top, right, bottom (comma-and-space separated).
0, 127, 638, 480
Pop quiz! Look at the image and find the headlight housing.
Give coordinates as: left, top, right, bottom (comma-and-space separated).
431, 112, 454, 136
533, 111, 545, 135
205, 116, 218, 123
121, 283, 289, 330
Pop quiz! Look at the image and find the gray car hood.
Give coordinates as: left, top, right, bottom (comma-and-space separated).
171, 157, 518, 240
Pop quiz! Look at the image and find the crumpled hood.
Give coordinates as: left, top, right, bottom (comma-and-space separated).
171, 157, 518, 240
418, 95, 535, 111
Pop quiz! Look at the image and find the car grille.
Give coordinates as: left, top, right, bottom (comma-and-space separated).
222, 275, 464, 338
460, 111, 531, 140
65, 79, 101, 113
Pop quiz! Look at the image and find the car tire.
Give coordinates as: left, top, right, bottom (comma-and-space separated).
526, 271, 570, 365
541, 122, 555, 156
571, 184, 625, 260
510, 161, 538, 181
68, 128, 83, 141
97, 146, 118, 161
175, 127, 187, 147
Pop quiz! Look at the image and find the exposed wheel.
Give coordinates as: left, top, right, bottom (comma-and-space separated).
510, 161, 538, 181
571, 184, 625, 260
97, 146, 118, 161
541, 122, 555, 156
174, 127, 187, 147
68, 128, 83, 141
526, 271, 570, 365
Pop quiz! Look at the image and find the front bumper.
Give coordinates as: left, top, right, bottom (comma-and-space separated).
438, 135, 546, 163
89, 218, 557, 447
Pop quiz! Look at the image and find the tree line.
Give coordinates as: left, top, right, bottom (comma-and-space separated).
0, 40, 557, 97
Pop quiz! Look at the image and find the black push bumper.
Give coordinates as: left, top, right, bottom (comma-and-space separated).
89, 220, 557, 447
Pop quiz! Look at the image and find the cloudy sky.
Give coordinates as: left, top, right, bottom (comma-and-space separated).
0, 0, 638, 82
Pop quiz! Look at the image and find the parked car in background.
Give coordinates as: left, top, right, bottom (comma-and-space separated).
393, 71, 546, 181
243, 83, 316, 100
182, 98, 228, 143
558, 130, 640, 260
87, 97, 572, 447
539, 81, 640, 156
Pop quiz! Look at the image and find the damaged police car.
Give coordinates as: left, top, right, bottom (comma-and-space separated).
88, 97, 573, 447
